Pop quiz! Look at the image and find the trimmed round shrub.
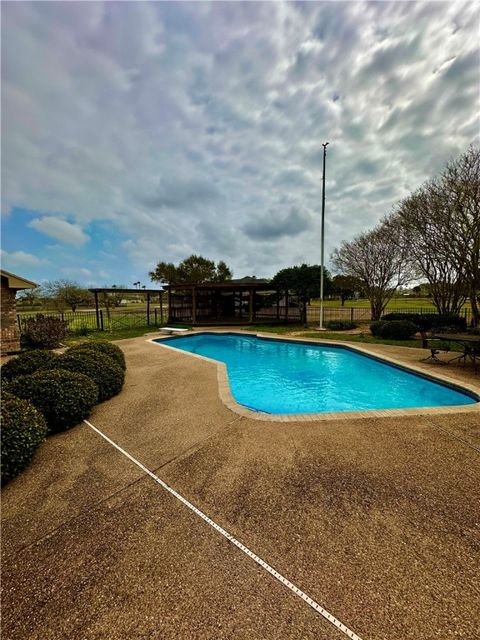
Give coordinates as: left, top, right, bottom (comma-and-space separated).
370, 320, 386, 337
379, 320, 418, 340
1, 392, 48, 485
52, 350, 124, 401
324, 320, 359, 331
8, 370, 99, 433
66, 341, 126, 370
1, 349, 59, 383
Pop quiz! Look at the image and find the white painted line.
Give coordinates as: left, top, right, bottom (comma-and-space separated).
84, 419, 364, 640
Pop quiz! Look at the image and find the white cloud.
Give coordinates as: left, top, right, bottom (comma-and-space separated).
60, 266, 92, 276
1, 249, 49, 268
2, 1, 479, 280
28, 217, 89, 246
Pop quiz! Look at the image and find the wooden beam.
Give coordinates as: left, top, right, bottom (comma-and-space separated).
94, 291, 100, 329
192, 286, 197, 324
249, 289, 254, 323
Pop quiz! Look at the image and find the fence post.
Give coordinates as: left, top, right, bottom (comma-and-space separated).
350, 308, 354, 323
100, 310, 104, 331
17, 314, 22, 331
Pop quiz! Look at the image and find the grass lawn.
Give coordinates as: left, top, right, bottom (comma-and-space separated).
65, 327, 155, 344
310, 297, 472, 310
65, 322, 192, 345
245, 323, 464, 351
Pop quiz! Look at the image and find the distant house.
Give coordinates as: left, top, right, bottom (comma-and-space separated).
1, 269, 38, 354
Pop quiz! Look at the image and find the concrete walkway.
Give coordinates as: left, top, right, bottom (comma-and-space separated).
2, 332, 479, 639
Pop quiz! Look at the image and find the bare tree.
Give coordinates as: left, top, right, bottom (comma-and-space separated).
331, 220, 411, 320
42, 280, 93, 312
441, 146, 480, 326
395, 147, 479, 324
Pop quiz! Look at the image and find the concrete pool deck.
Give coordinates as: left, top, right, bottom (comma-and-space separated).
2, 331, 480, 639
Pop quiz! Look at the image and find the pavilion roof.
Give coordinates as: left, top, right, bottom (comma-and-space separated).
88, 287, 163, 294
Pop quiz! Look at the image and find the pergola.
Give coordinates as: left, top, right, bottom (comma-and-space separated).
88, 288, 164, 329
164, 281, 300, 325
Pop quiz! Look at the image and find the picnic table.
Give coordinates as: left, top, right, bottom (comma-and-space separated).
433, 333, 480, 370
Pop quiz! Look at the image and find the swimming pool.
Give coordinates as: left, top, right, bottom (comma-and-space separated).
155, 333, 477, 414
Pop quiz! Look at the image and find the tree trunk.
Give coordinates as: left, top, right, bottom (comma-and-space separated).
470, 289, 479, 328
370, 297, 384, 321
301, 300, 308, 327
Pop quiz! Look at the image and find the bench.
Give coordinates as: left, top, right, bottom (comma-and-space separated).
159, 327, 190, 335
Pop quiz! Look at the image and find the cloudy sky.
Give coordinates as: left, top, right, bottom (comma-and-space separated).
2, 1, 479, 287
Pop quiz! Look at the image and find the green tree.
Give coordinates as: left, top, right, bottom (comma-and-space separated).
149, 254, 232, 284
42, 280, 93, 312
332, 275, 363, 306
271, 264, 332, 326
214, 260, 232, 283
109, 285, 126, 308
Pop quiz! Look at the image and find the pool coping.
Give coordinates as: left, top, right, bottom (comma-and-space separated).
148, 330, 480, 422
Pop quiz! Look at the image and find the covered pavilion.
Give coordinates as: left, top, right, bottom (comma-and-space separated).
164, 281, 301, 325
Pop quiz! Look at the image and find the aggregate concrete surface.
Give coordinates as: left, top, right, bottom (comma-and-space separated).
2, 332, 479, 640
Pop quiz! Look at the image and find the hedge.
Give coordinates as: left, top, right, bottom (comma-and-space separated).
66, 341, 126, 370
370, 320, 386, 337
381, 312, 466, 332
378, 320, 418, 340
1, 392, 48, 484
1, 349, 59, 383
52, 350, 124, 401
8, 370, 99, 433
324, 320, 359, 331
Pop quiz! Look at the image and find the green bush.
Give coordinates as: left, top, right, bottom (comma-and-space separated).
324, 320, 358, 331
52, 350, 124, 401
66, 341, 126, 370
381, 312, 466, 332
8, 370, 98, 433
370, 320, 386, 337
20, 314, 68, 349
1, 349, 59, 383
1, 392, 48, 485
379, 320, 418, 340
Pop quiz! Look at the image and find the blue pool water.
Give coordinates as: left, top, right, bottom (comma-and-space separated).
157, 333, 477, 414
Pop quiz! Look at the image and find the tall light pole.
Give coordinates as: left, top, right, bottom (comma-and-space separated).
319, 141, 329, 330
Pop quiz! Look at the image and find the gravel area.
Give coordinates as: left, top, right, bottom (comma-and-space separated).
2, 332, 479, 640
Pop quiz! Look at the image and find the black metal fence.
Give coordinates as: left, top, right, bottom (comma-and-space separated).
306, 306, 473, 325
17, 305, 473, 333
17, 307, 167, 334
